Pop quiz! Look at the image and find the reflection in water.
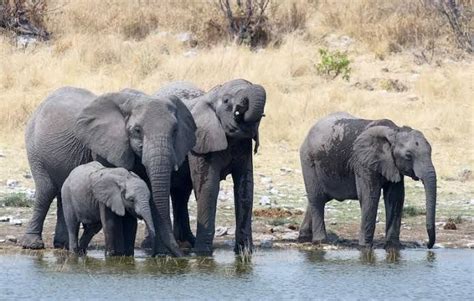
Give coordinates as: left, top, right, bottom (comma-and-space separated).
385, 249, 401, 264
1, 249, 472, 300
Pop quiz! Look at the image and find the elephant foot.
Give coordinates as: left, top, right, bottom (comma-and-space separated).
298, 234, 312, 243
193, 245, 213, 257
384, 240, 404, 251
71, 248, 87, 256
21, 233, 45, 249
234, 244, 253, 256
53, 238, 68, 249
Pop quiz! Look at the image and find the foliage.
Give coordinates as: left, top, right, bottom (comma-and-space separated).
402, 205, 426, 217
316, 48, 351, 81
0, 192, 31, 207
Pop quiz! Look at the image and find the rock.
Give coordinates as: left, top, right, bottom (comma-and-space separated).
0, 216, 11, 222
435, 222, 446, 227
470, 200, 474, 206
281, 231, 299, 240
23, 172, 32, 179
270, 188, 279, 195
433, 243, 445, 249
330, 221, 337, 225
6, 179, 19, 188
215, 226, 228, 237
260, 177, 272, 184
16, 35, 39, 48
280, 167, 292, 174
183, 50, 198, 58
322, 245, 338, 250
0, 152, 5, 158
466, 243, 474, 249
288, 224, 299, 230
6, 235, 17, 243
259, 196, 271, 206
259, 236, 274, 248
458, 168, 472, 182
443, 220, 457, 230
10, 219, 22, 226
0, 239, 5, 243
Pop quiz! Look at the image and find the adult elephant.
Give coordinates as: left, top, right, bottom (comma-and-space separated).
298, 112, 437, 249
154, 79, 266, 256
21, 87, 196, 257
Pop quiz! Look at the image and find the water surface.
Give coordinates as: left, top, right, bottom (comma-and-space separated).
1, 249, 473, 300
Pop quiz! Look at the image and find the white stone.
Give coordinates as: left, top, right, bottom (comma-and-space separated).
466, 243, 474, 249
215, 226, 228, 237
260, 177, 272, 184
6, 179, 19, 188
0, 239, 5, 243
5, 235, 17, 243
259, 196, 271, 206
281, 231, 299, 240
269, 188, 279, 195
10, 219, 22, 226
0, 216, 11, 222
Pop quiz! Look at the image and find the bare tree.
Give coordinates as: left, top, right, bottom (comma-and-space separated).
217, 0, 271, 47
0, 0, 49, 40
435, 0, 472, 53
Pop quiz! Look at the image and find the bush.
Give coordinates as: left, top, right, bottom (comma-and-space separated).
316, 48, 351, 81
0, 192, 31, 207
0, 0, 49, 39
402, 205, 426, 217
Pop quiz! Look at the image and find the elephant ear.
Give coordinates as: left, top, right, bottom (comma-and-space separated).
168, 95, 197, 166
190, 100, 227, 154
351, 125, 401, 183
90, 169, 126, 216
75, 93, 135, 170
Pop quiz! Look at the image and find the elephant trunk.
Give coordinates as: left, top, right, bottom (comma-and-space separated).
143, 139, 183, 257
242, 84, 266, 123
415, 162, 437, 249
135, 197, 156, 241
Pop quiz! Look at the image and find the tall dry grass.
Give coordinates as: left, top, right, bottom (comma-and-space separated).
0, 0, 472, 180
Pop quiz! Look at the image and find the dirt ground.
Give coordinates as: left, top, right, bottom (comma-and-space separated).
1, 144, 473, 253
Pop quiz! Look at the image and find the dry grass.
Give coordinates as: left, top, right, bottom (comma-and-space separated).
0, 0, 472, 182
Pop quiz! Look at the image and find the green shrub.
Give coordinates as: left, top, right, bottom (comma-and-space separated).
402, 205, 425, 217
0, 193, 31, 207
316, 48, 351, 81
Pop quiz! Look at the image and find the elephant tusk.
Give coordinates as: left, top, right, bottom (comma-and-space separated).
174, 164, 179, 171
235, 111, 240, 116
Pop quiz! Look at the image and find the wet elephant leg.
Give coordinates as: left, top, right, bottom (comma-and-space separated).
100, 205, 124, 256
79, 223, 102, 254
53, 194, 69, 249
189, 154, 221, 256
171, 181, 194, 248
383, 179, 405, 249
21, 173, 58, 249
122, 215, 137, 256
310, 198, 328, 243
232, 151, 254, 254
298, 206, 313, 242
356, 175, 382, 248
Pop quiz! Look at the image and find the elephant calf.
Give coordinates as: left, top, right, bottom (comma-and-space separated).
299, 112, 436, 249
62, 162, 155, 256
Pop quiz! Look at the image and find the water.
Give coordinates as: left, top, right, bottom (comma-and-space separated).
1, 248, 473, 300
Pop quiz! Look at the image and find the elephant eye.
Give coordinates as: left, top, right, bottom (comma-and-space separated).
223, 98, 229, 104
132, 126, 142, 136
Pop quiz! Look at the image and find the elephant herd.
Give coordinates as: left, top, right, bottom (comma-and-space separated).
19, 78, 437, 257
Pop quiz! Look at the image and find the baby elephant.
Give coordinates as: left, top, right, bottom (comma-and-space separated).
62, 162, 155, 256
299, 112, 436, 249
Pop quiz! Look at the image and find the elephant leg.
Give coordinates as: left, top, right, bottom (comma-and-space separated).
53, 194, 69, 249
310, 199, 328, 243
298, 205, 313, 242
299, 158, 327, 243
21, 173, 58, 249
356, 175, 382, 248
100, 205, 124, 256
122, 215, 137, 257
232, 151, 254, 254
78, 223, 102, 254
383, 179, 405, 249
64, 207, 80, 254
189, 154, 221, 256
171, 181, 195, 247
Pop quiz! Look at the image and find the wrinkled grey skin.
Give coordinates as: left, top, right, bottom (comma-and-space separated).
154, 79, 266, 256
62, 162, 155, 256
298, 112, 437, 249
21, 87, 196, 257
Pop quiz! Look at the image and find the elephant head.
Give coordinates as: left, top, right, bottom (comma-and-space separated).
75, 92, 197, 256
352, 125, 437, 248
191, 79, 266, 154
90, 167, 156, 241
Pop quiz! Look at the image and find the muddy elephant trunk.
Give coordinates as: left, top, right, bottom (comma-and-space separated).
415, 162, 437, 249
243, 84, 266, 123
143, 139, 183, 257
137, 200, 156, 242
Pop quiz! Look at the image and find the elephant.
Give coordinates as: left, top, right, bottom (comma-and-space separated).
20, 86, 196, 257
154, 79, 266, 255
62, 161, 155, 256
298, 112, 437, 249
